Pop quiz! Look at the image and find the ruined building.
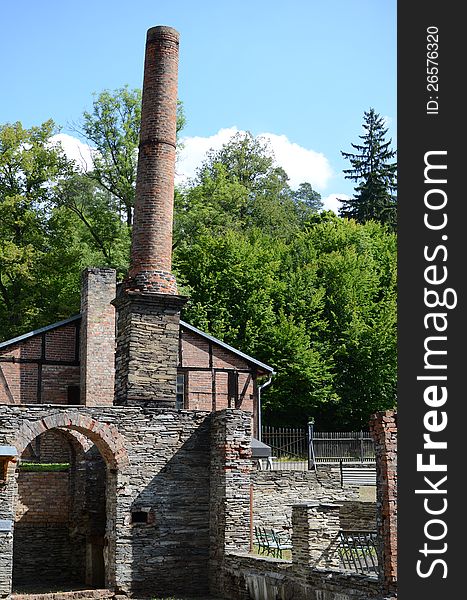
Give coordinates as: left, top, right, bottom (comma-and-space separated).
0, 26, 397, 600
0, 25, 263, 598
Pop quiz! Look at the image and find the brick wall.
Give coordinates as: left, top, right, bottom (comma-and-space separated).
15, 472, 70, 524
46, 327, 77, 362
80, 268, 116, 407
181, 330, 210, 367
3, 425, 110, 592
23, 429, 72, 463
370, 410, 397, 597
0, 322, 79, 405
180, 328, 257, 425
42, 365, 80, 404
13, 471, 73, 586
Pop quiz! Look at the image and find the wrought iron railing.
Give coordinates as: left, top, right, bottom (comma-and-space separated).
261, 425, 308, 460
260, 426, 376, 470
338, 530, 379, 574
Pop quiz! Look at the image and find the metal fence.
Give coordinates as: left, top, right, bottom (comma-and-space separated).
338, 530, 379, 574
313, 431, 375, 463
260, 426, 375, 470
261, 426, 308, 460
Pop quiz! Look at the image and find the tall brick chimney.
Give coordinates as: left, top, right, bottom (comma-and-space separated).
127, 25, 179, 294
113, 26, 186, 408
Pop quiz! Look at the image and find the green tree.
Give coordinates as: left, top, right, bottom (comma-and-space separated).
292, 182, 324, 213
339, 108, 397, 228
0, 121, 85, 338
56, 173, 130, 275
76, 86, 186, 226
175, 214, 397, 429
305, 215, 397, 428
175, 132, 310, 246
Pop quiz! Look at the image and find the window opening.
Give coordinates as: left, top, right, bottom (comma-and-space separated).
176, 373, 185, 409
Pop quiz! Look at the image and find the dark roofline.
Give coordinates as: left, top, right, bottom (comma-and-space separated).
0, 315, 81, 350
180, 320, 275, 374
0, 313, 276, 375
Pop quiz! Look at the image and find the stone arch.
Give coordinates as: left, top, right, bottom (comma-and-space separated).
12, 411, 128, 470
10, 411, 126, 591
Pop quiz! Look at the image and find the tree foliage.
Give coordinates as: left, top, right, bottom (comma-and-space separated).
175, 213, 396, 429
0, 121, 84, 336
0, 108, 396, 430
174, 132, 322, 247
339, 108, 397, 228
76, 87, 186, 226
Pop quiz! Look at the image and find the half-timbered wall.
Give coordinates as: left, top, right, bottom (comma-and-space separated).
0, 321, 80, 405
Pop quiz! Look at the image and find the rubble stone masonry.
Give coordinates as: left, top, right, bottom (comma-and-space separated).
113, 290, 185, 408
0, 405, 213, 598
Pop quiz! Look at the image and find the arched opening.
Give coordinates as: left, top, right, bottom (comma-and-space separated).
12, 424, 117, 593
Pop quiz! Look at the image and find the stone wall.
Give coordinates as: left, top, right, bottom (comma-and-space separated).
251, 468, 364, 531
339, 501, 377, 531
217, 502, 383, 600
222, 552, 382, 600
0, 405, 213, 598
113, 291, 186, 408
209, 409, 253, 596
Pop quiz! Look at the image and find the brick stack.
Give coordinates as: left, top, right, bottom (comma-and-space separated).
80, 268, 116, 407
114, 26, 186, 408
126, 26, 180, 295
370, 409, 397, 597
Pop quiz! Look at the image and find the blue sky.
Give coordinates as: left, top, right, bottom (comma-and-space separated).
1, 0, 396, 209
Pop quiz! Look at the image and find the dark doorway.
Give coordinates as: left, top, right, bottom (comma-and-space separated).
13, 429, 107, 592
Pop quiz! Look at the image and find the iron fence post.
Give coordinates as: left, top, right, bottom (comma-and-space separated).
307, 420, 316, 471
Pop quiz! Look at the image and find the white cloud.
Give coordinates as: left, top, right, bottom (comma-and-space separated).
322, 193, 349, 215
53, 128, 335, 198
175, 127, 240, 185
50, 133, 94, 171
176, 127, 333, 191
257, 132, 332, 190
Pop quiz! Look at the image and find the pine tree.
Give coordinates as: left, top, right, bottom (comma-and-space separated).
339, 108, 397, 228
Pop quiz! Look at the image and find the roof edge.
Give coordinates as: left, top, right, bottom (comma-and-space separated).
180, 320, 275, 374
0, 315, 81, 350
0, 314, 275, 375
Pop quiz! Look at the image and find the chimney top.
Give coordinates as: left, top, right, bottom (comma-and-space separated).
146, 25, 180, 42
